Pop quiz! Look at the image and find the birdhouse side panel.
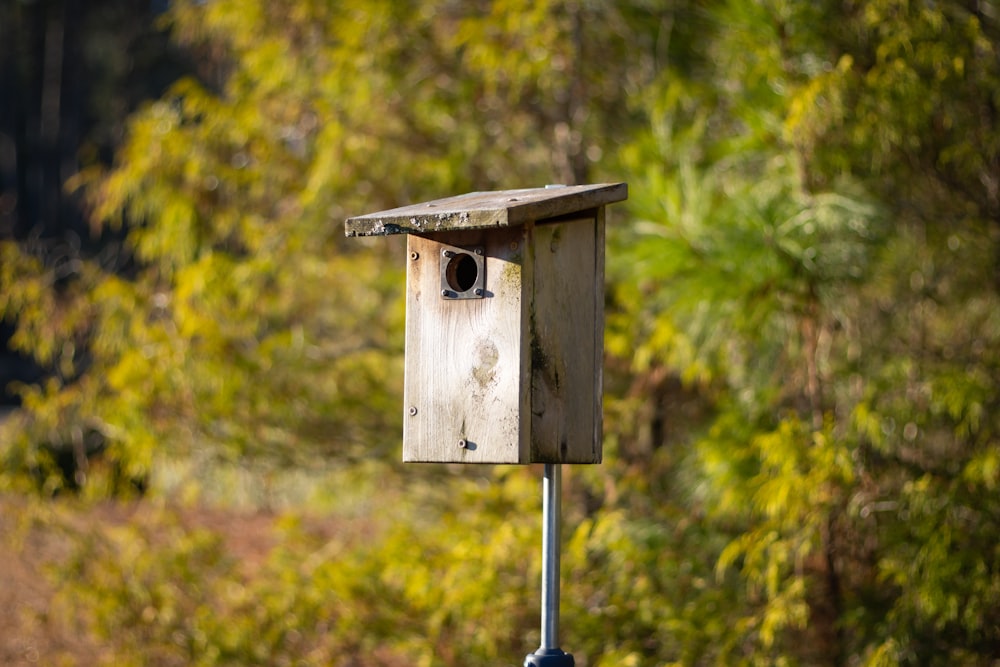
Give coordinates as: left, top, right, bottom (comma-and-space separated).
402, 229, 529, 463
528, 215, 604, 463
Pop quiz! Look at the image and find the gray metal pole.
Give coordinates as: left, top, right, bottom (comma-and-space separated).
541, 462, 561, 649
524, 463, 574, 666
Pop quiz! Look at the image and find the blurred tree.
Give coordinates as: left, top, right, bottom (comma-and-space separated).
2, 0, 1000, 665
0, 0, 189, 420
0, 0, 670, 489
611, 0, 1000, 663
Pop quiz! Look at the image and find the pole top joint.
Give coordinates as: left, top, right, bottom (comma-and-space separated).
524, 647, 575, 666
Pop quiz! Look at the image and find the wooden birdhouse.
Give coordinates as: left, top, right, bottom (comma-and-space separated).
345, 183, 627, 464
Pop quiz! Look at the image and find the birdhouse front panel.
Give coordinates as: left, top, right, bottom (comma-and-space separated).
403, 226, 529, 463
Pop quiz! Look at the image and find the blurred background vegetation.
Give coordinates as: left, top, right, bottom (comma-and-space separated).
1, 0, 999, 665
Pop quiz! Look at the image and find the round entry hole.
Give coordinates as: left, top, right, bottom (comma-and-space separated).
446, 252, 479, 293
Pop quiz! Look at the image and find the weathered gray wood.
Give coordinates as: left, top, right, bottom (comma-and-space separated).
345, 182, 626, 237
403, 227, 530, 463
346, 183, 627, 463
592, 207, 606, 458
401, 213, 605, 463
528, 217, 604, 463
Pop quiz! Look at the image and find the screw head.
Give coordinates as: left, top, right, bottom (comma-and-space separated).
474, 248, 484, 255
474, 288, 484, 296
441, 289, 451, 297
410, 251, 419, 260
458, 439, 468, 449
408, 406, 418, 416
443, 249, 455, 258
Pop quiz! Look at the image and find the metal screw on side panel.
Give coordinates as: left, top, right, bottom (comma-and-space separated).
458, 439, 468, 449
443, 249, 455, 257
442, 289, 451, 297
475, 248, 483, 255
408, 406, 418, 416
474, 288, 484, 296
410, 251, 419, 260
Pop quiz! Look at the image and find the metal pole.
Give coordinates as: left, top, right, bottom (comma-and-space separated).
541, 462, 561, 649
524, 463, 575, 666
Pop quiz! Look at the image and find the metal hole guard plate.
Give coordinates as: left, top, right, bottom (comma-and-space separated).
439, 244, 485, 299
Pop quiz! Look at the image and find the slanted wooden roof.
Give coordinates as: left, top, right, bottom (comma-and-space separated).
345, 182, 627, 237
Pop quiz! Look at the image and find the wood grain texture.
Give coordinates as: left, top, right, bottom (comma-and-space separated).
401, 215, 605, 463
370, 185, 626, 463
403, 227, 529, 463
528, 217, 603, 463
345, 182, 626, 237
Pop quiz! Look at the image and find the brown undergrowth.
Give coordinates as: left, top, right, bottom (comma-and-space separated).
0, 494, 326, 666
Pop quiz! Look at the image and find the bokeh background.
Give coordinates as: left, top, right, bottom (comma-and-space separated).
2, 1, 999, 665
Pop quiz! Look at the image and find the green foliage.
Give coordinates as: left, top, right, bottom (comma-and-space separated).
606, 0, 1000, 663
2, 0, 999, 665
33, 474, 537, 666
2, 0, 670, 486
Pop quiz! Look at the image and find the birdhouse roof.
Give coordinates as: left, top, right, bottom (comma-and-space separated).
344, 182, 627, 237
